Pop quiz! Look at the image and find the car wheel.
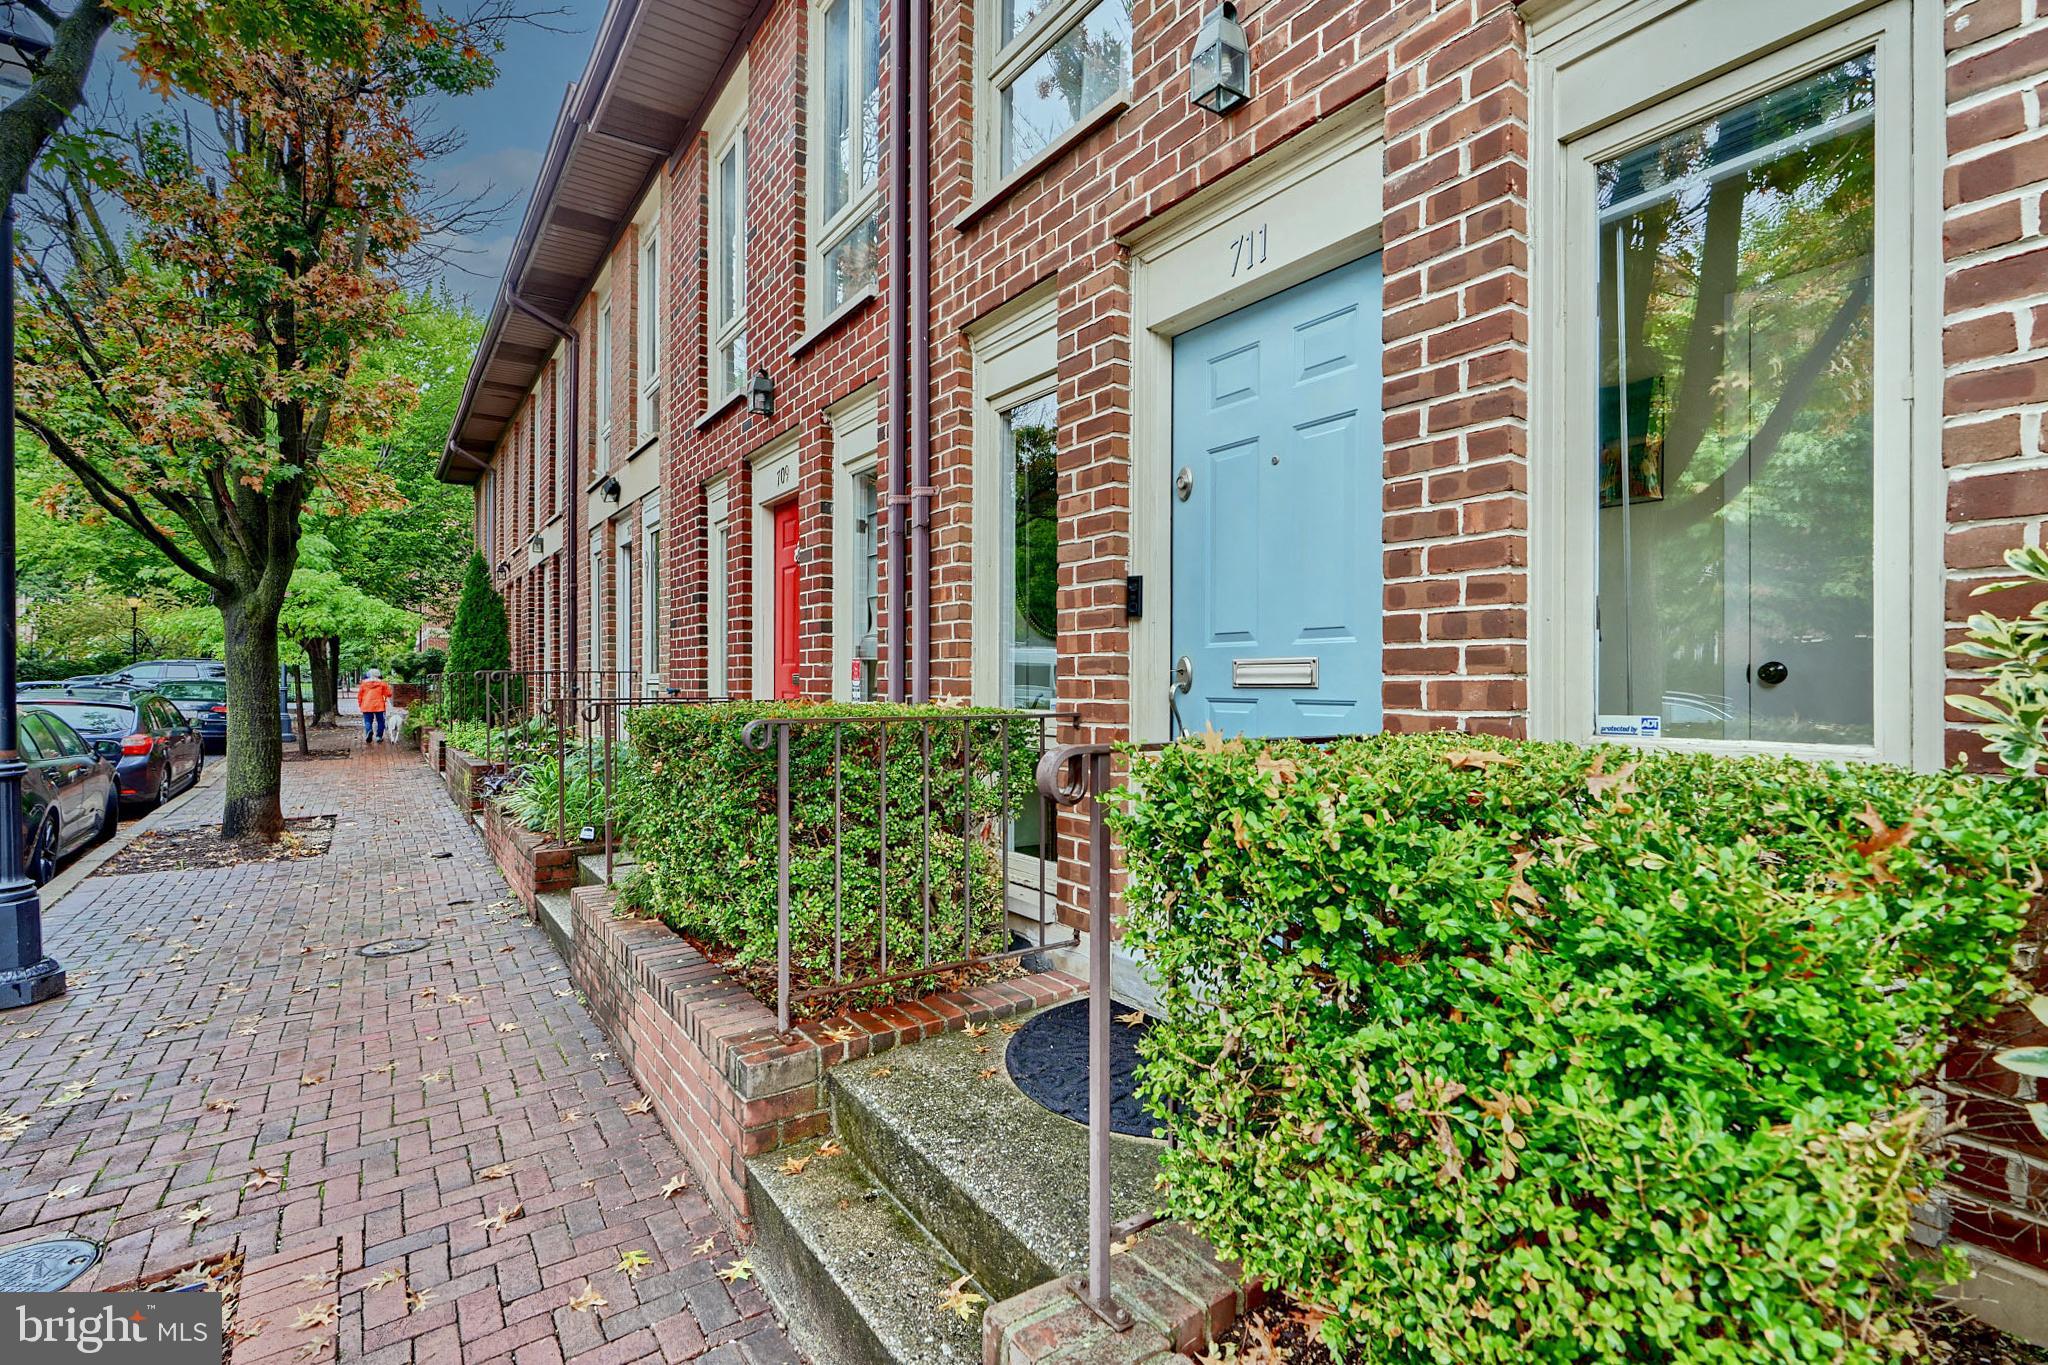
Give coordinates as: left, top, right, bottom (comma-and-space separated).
189, 752, 204, 790
92, 789, 118, 846
150, 768, 169, 810
29, 816, 59, 886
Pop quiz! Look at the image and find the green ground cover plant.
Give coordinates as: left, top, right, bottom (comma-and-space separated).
623, 701, 1043, 1013
502, 741, 627, 839
1114, 730, 2048, 1363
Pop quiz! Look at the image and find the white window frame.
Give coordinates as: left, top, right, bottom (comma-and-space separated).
642, 494, 663, 690
706, 478, 732, 697
638, 227, 662, 441
706, 63, 751, 409
809, 0, 881, 323
974, 0, 1130, 191
829, 388, 881, 700
968, 288, 1060, 892
547, 354, 564, 522
595, 297, 614, 467
589, 535, 605, 672
1528, 0, 1941, 768
615, 531, 634, 695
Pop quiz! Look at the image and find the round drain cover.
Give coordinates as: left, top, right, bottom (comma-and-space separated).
0, 1237, 103, 1291
357, 937, 430, 958
1003, 999, 1163, 1139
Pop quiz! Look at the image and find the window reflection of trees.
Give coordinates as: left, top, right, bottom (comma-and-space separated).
1596, 55, 1878, 746
1001, 0, 1130, 173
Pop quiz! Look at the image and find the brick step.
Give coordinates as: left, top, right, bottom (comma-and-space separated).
746, 1132, 985, 1365
576, 851, 636, 887
828, 1007, 1164, 1304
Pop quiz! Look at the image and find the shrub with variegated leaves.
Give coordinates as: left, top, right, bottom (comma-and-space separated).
1115, 731, 2046, 1362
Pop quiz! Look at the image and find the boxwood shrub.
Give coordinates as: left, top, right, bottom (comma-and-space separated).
1113, 731, 2048, 1363
624, 702, 1043, 1013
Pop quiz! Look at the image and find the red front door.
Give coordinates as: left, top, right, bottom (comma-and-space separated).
773, 501, 801, 699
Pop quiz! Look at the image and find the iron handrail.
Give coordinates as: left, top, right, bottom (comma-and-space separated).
1035, 742, 1133, 1333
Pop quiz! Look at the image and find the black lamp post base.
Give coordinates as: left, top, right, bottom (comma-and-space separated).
0, 954, 62, 1009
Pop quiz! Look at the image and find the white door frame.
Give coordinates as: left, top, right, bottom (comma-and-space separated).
750, 434, 801, 699
1121, 98, 1387, 743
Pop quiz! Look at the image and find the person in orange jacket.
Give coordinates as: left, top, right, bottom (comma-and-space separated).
357, 668, 394, 743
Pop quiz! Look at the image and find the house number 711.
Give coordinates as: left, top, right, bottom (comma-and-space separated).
1228, 223, 1269, 277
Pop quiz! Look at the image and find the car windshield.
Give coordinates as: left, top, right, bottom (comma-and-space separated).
156, 681, 227, 701
29, 704, 135, 734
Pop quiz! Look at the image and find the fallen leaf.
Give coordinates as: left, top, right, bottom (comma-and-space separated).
559, 1109, 583, 1123
496, 1022, 519, 1034
447, 993, 475, 1005
977, 1067, 999, 1081
817, 1141, 844, 1159
567, 1282, 606, 1313
181, 1202, 213, 1225
299, 1072, 327, 1087
616, 1249, 653, 1278
417, 986, 438, 999
716, 1259, 753, 1283
295, 1337, 329, 1360
938, 1274, 985, 1321
1583, 753, 1639, 798
1444, 748, 1519, 770
867, 1066, 893, 1079
364, 1269, 404, 1291
1116, 1010, 1146, 1027
294, 1304, 337, 1330
622, 1097, 654, 1116
962, 1022, 988, 1038
999, 1021, 1024, 1035
300, 1270, 338, 1289
372, 1063, 398, 1076
479, 1163, 514, 1180
660, 1175, 689, 1199
46, 1184, 82, 1200
553, 988, 574, 998
243, 1168, 281, 1193
405, 1286, 434, 1312
0, 1114, 29, 1141
206, 1098, 240, 1114
474, 1203, 525, 1232
419, 1071, 449, 1084
823, 1025, 861, 1045
779, 1154, 812, 1176
692, 1235, 718, 1256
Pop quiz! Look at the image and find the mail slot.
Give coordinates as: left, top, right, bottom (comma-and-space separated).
1232, 656, 1319, 689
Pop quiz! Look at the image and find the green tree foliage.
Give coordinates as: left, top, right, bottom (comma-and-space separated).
1115, 731, 2047, 1362
311, 294, 484, 614
444, 552, 508, 720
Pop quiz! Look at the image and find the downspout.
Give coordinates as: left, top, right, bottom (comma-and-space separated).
504, 289, 581, 677
908, 0, 932, 704
884, 0, 911, 702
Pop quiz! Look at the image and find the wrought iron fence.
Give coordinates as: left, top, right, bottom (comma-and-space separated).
739, 710, 1082, 1033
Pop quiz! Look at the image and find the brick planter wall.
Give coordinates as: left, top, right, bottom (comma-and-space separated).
480, 799, 605, 916
567, 883, 1084, 1234
442, 745, 497, 814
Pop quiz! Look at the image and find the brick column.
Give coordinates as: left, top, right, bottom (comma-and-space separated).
1378, 0, 1530, 737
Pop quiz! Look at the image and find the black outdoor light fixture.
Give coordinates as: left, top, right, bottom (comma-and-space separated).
747, 367, 776, 418
1190, 0, 1251, 116
0, 18, 62, 1011
527, 532, 543, 555
600, 475, 622, 503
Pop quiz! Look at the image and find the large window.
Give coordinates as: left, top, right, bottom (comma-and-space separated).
642, 497, 663, 688
589, 536, 605, 672
595, 300, 614, 467
638, 229, 661, 440
1594, 54, 1878, 749
1000, 394, 1059, 713
710, 127, 749, 404
813, 0, 881, 316
706, 481, 731, 696
983, 0, 1131, 180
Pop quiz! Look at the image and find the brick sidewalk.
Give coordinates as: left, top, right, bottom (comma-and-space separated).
0, 738, 802, 1365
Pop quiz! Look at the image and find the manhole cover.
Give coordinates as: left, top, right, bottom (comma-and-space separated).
357, 937, 431, 958
0, 1237, 103, 1291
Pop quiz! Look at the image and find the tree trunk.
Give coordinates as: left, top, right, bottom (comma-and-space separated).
221, 593, 286, 841
322, 639, 342, 721
308, 637, 338, 727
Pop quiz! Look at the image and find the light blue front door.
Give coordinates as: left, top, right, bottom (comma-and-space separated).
1171, 253, 1383, 739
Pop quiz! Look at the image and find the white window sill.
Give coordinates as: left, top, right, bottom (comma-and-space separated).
954, 93, 1128, 232
792, 285, 878, 358
694, 389, 747, 433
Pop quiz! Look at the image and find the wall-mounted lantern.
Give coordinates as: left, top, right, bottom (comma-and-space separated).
747, 368, 776, 418
1190, 1, 1250, 116
600, 476, 622, 503
527, 532, 544, 554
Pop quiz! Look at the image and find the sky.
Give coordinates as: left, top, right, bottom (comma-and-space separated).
92, 2, 605, 309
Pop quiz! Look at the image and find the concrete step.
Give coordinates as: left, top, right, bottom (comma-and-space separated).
746, 1133, 986, 1365
575, 851, 636, 888
535, 890, 574, 958
829, 1008, 1164, 1304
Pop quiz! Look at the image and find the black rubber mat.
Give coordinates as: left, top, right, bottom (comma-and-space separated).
1004, 998, 1163, 1138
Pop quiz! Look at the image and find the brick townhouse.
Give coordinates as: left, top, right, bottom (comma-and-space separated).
441, 0, 2048, 1321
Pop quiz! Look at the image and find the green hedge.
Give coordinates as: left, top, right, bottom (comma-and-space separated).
624, 702, 1042, 1011
1113, 731, 2048, 1363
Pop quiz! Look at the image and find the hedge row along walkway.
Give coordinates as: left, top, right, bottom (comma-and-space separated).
0, 729, 803, 1365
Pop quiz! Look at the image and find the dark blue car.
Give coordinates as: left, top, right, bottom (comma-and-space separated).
24, 693, 205, 812
154, 679, 230, 752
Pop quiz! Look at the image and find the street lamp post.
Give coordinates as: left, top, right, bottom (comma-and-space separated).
0, 23, 62, 1010
128, 596, 140, 663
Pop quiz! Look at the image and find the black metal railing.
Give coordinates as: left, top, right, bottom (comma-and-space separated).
741, 710, 1082, 1033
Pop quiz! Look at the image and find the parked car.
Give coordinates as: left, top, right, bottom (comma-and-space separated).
12, 708, 118, 885
113, 659, 226, 685
24, 692, 205, 812
154, 679, 229, 752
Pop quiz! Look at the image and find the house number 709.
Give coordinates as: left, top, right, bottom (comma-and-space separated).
1228, 223, 1269, 277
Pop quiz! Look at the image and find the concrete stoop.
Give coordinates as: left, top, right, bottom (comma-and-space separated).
743, 1005, 1247, 1365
